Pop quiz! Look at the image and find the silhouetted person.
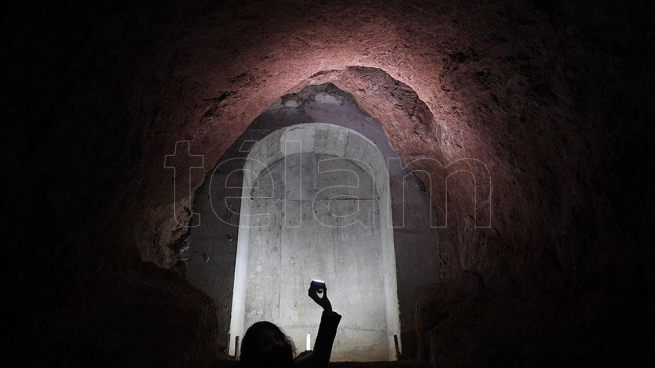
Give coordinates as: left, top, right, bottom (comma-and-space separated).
239, 281, 341, 368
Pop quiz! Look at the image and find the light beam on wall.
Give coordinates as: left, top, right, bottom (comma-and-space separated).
229, 123, 401, 361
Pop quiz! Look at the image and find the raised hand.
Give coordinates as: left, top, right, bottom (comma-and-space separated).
308, 282, 332, 312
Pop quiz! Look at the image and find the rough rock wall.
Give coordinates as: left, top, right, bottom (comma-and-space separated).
6, 0, 653, 366
10, 260, 225, 368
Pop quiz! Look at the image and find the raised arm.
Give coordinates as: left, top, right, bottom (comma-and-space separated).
296, 281, 342, 368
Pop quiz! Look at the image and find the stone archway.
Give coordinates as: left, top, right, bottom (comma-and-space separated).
230, 123, 400, 361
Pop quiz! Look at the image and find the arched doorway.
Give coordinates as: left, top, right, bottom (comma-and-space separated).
229, 123, 400, 361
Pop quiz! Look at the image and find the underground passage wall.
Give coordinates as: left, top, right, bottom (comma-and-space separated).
7, 0, 654, 367
234, 124, 397, 361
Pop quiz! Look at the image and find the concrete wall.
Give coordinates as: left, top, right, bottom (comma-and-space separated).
230, 123, 400, 361
245, 153, 387, 361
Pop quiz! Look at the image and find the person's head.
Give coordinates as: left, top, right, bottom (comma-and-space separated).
239, 321, 296, 368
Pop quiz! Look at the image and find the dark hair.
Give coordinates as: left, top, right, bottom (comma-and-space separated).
239, 321, 296, 368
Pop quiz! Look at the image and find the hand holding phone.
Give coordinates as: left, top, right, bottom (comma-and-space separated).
308, 279, 332, 312
311, 279, 326, 296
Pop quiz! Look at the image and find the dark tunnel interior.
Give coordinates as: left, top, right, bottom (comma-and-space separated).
5, 0, 655, 367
